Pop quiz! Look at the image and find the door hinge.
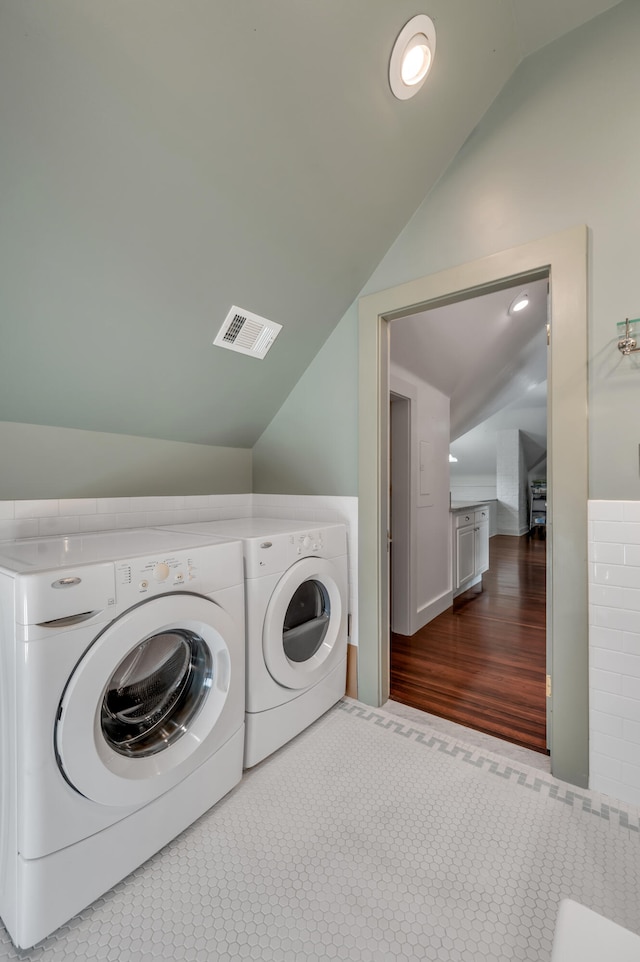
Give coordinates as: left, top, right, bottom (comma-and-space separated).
546, 323, 550, 346
347, 613, 352, 638
546, 674, 552, 698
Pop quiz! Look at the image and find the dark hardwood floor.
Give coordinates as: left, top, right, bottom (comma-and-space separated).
390, 533, 548, 754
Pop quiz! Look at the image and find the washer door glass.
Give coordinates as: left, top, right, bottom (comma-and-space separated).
56, 593, 240, 808
262, 557, 347, 691
102, 628, 213, 757
282, 580, 330, 663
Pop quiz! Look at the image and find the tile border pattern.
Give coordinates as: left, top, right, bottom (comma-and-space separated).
339, 699, 640, 832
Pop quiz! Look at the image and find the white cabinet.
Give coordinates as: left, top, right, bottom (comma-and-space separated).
474, 510, 489, 575
452, 506, 490, 597
455, 523, 475, 586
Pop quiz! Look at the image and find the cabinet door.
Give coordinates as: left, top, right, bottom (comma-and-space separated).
456, 525, 475, 587
475, 521, 489, 575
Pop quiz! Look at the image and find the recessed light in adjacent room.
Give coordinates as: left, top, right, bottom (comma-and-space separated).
509, 292, 530, 314
389, 14, 436, 100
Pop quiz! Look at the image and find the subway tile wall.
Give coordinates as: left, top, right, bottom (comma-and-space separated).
449, 476, 498, 504
0, 494, 359, 645
589, 500, 640, 806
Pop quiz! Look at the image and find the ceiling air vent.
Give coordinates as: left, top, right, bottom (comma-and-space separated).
213, 306, 282, 359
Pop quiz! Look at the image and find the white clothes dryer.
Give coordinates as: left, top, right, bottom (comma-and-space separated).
0, 527, 245, 949
158, 519, 348, 768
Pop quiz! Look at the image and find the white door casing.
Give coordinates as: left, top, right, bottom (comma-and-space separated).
358, 225, 588, 788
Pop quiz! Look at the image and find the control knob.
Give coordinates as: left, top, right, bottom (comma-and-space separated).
153, 562, 170, 582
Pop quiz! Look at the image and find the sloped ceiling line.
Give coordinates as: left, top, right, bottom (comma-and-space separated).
0, 1, 619, 446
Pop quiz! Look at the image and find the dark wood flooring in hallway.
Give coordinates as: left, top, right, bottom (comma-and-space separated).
390, 533, 548, 754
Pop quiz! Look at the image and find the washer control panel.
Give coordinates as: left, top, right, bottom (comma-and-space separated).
116, 552, 198, 600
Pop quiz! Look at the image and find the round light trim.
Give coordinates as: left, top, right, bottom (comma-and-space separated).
390, 15, 436, 101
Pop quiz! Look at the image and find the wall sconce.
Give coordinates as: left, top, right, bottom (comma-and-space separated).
618, 318, 640, 356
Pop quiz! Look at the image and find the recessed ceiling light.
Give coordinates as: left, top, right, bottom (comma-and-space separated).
389, 15, 436, 101
509, 292, 530, 314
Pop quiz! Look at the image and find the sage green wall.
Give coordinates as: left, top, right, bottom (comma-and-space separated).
0, 422, 251, 500
253, 311, 358, 495
364, 1, 640, 501
256, 0, 639, 502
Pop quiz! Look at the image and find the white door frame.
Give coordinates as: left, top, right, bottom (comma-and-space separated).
357, 226, 588, 788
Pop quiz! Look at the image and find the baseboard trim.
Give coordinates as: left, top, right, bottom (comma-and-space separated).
415, 590, 453, 631
453, 573, 482, 599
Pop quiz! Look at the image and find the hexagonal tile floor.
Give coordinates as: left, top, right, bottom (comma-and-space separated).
2, 698, 639, 961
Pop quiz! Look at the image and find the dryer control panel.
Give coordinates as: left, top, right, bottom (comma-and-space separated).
243, 525, 347, 578
296, 532, 324, 554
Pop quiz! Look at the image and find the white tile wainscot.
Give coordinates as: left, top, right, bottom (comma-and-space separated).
589, 500, 640, 806
0, 493, 358, 648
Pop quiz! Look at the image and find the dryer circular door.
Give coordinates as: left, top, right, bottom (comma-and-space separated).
56, 593, 239, 808
262, 557, 346, 690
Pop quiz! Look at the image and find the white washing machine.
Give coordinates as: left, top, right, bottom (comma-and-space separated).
0, 527, 245, 949
158, 519, 348, 768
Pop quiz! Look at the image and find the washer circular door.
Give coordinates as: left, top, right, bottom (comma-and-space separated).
262, 557, 346, 689
56, 593, 238, 807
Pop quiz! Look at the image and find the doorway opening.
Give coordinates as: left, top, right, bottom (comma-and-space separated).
390, 532, 548, 752
387, 278, 549, 754
357, 226, 588, 787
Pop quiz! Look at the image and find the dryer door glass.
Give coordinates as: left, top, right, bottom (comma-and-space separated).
282, 579, 330, 663
101, 629, 213, 757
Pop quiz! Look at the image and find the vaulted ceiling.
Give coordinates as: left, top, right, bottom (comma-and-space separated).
0, 1, 621, 447
390, 277, 548, 441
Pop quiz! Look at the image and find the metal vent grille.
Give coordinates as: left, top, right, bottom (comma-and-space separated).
213, 306, 282, 359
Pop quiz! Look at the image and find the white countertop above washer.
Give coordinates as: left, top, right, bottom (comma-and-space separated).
0, 527, 238, 574
167, 518, 344, 541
